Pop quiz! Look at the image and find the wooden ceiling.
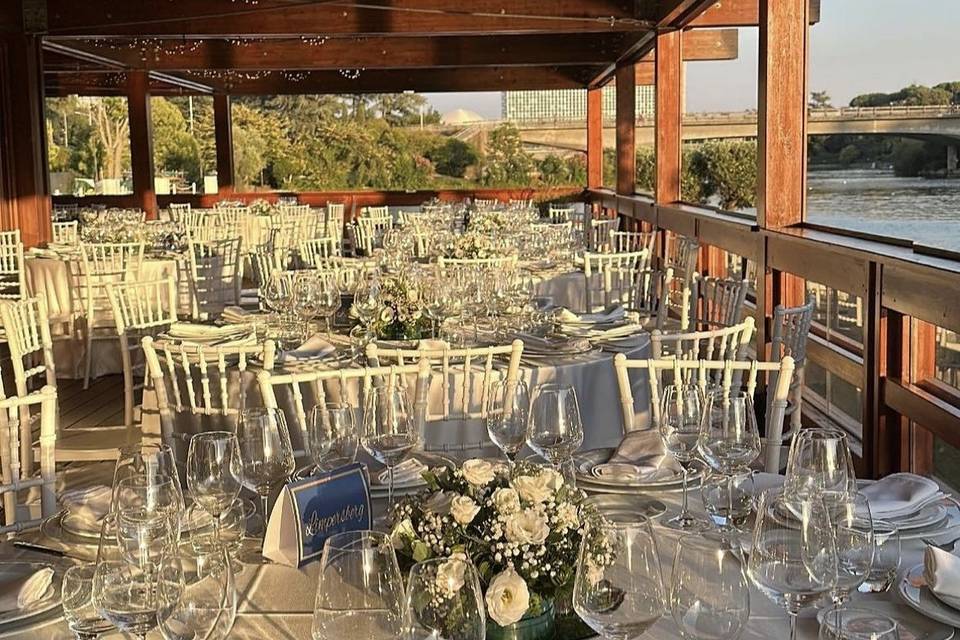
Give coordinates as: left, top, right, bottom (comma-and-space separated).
30, 0, 819, 96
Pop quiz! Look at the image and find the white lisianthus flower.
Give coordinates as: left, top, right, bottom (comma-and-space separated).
555, 503, 579, 529
540, 469, 564, 491
390, 517, 416, 547
505, 508, 550, 545
436, 553, 468, 595
512, 474, 552, 504
450, 496, 481, 525
379, 307, 395, 323
485, 569, 530, 627
491, 487, 521, 514
424, 491, 454, 515
462, 459, 496, 487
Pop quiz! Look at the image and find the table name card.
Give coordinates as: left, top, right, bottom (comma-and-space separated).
263, 463, 371, 567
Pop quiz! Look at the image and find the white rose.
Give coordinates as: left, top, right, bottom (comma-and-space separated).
436, 554, 467, 595
491, 487, 521, 514
512, 474, 552, 504
555, 503, 579, 529
450, 496, 480, 525
462, 459, 496, 487
485, 568, 530, 627
505, 508, 550, 546
540, 469, 564, 491
424, 491, 454, 515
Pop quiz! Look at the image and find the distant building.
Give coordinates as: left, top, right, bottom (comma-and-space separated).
500, 86, 655, 122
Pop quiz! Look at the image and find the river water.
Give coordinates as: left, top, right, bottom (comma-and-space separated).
806, 168, 960, 252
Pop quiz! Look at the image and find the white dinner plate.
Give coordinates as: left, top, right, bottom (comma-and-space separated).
0, 562, 62, 628
892, 503, 949, 532
900, 564, 960, 629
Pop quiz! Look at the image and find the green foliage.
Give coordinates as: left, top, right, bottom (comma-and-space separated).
892, 139, 932, 177
690, 140, 757, 210
838, 144, 861, 167
427, 138, 478, 178
537, 154, 586, 187
480, 124, 534, 187
849, 82, 958, 107
809, 90, 832, 109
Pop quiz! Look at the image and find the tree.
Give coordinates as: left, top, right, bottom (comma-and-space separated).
481, 124, 534, 186
809, 90, 832, 109
428, 138, 478, 177
151, 97, 202, 184
85, 97, 130, 181
689, 140, 757, 210
838, 144, 861, 167
850, 92, 891, 108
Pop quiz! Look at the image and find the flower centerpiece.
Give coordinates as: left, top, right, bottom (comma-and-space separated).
351, 271, 429, 340
247, 198, 277, 217
443, 232, 495, 259
390, 460, 610, 639
469, 210, 512, 235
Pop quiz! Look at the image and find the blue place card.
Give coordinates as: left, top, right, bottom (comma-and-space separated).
262, 462, 372, 567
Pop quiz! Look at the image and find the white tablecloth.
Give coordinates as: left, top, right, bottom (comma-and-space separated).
534, 270, 587, 312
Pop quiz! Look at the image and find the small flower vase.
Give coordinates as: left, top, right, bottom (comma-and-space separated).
485, 601, 555, 640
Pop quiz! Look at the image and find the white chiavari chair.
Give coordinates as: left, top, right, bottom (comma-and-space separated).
0, 231, 25, 301
613, 354, 795, 472
547, 204, 574, 224
51, 221, 79, 245
651, 317, 756, 364
0, 386, 57, 534
354, 214, 393, 257
631, 267, 674, 330
247, 248, 288, 295
582, 250, 649, 313
298, 237, 340, 269
609, 229, 656, 256
79, 242, 145, 388
324, 203, 346, 252
168, 202, 191, 222
186, 237, 243, 319
588, 218, 619, 252
142, 336, 276, 450
771, 295, 815, 442
695, 276, 750, 329
107, 278, 179, 430
473, 199, 496, 209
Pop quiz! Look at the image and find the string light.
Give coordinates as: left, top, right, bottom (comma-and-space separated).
338, 68, 363, 80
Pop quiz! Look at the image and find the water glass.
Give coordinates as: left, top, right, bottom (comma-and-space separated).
404, 557, 486, 640
312, 531, 405, 640
186, 432, 244, 535
238, 407, 296, 525
819, 607, 901, 640
700, 469, 755, 531
698, 391, 761, 474
830, 492, 874, 604
361, 385, 418, 512
784, 427, 857, 503
859, 521, 900, 593
528, 383, 584, 486
307, 402, 359, 471
159, 545, 237, 640
670, 533, 750, 640
63, 564, 114, 640
748, 488, 837, 640
658, 384, 707, 531
184, 498, 245, 558
486, 378, 530, 466
573, 519, 665, 639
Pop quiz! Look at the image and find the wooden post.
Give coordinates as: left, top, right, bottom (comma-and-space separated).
757, 0, 809, 229
0, 32, 51, 247
213, 93, 235, 196
655, 30, 683, 204
127, 71, 156, 219
586, 86, 603, 190
615, 63, 636, 195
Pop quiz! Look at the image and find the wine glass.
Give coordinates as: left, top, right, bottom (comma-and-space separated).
658, 385, 708, 531
361, 384, 418, 513
486, 378, 530, 467
114, 476, 182, 568
403, 557, 486, 640
186, 431, 243, 540
818, 608, 901, 640
316, 274, 341, 336
748, 488, 838, 640
698, 390, 761, 474
307, 402, 359, 472
528, 383, 583, 487
312, 531, 405, 640
859, 521, 900, 593
573, 519, 665, 639
112, 443, 183, 505
421, 279, 446, 338
293, 273, 322, 339
159, 545, 237, 640
63, 564, 114, 640
670, 533, 750, 640
829, 492, 874, 606
784, 427, 857, 503
184, 498, 246, 559
114, 473, 182, 531
237, 407, 296, 526
263, 271, 294, 317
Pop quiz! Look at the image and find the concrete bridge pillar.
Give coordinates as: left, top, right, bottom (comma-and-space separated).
948, 145, 959, 176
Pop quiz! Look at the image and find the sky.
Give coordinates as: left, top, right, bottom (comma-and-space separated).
423, 0, 958, 118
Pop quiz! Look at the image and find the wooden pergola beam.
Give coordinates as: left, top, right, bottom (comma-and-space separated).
690, 0, 821, 27
127, 70, 157, 219
45, 0, 656, 37
615, 62, 636, 195
655, 30, 683, 203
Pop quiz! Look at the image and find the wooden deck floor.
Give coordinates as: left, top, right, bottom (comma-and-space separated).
58, 375, 126, 430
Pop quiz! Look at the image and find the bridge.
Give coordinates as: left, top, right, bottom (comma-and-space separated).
438, 105, 960, 153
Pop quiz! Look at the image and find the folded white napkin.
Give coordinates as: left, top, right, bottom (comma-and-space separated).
278, 336, 337, 362
221, 306, 249, 323
167, 322, 255, 345
925, 546, 960, 605
417, 339, 450, 351
608, 429, 680, 472
378, 458, 427, 485
516, 334, 591, 355
59, 485, 112, 525
555, 304, 625, 325
861, 472, 943, 519
0, 568, 54, 612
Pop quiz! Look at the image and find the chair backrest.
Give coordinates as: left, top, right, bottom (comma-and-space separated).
772, 295, 815, 365
299, 236, 340, 268
651, 316, 755, 362
142, 336, 276, 444
366, 340, 524, 423
610, 229, 656, 256
52, 221, 79, 245
665, 235, 699, 284
548, 204, 575, 224
696, 276, 750, 329
631, 266, 674, 330
0, 239, 25, 300
361, 206, 390, 220
613, 354, 795, 472
473, 198, 496, 209
257, 359, 431, 456
79, 242, 145, 323
354, 216, 392, 256
0, 386, 58, 534
589, 218, 619, 251
247, 248, 287, 291
0, 230, 21, 247
582, 250, 649, 312
324, 203, 346, 245
107, 278, 179, 336
436, 255, 518, 274
0, 296, 57, 395
187, 237, 243, 319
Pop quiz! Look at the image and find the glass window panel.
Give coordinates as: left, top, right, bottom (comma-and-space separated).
805, 279, 864, 347
936, 326, 960, 390
933, 436, 960, 491
151, 96, 216, 195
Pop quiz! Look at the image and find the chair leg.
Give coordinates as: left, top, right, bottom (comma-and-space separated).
83, 324, 93, 390
120, 344, 134, 429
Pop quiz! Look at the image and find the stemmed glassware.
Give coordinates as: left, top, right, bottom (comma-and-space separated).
748, 488, 838, 640
263, 271, 294, 318
528, 383, 583, 486
159, 545, 238, 640
784, 427, 857, 503
670, 533, 750, 640
658, 385, 708, 531
186, 431, 243, 542
421, 278, 447, 339
698, 390, 761, 474
818, 608, 901, 640
307, 402, 359, 472
293, 273, 322, 339
113, 474, 183, 547
238, 407, 296, 527
361, 384, 418, 514
573, 519, 665, 639
403, 557, 486, 640
486, 378, 530, 467
312, 531, 405, 640
316, 275, 341, 336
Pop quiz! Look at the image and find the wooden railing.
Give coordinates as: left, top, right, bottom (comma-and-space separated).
587, 187, 960, 479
